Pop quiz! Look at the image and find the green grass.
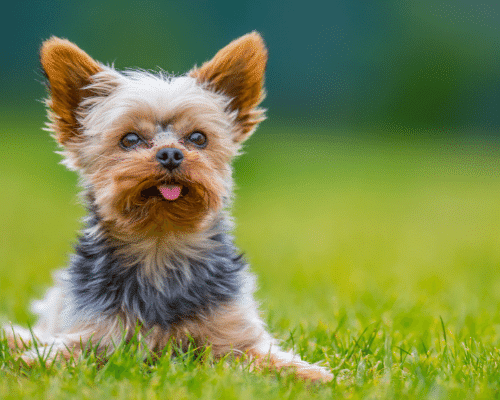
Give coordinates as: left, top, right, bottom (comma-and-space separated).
1, 120, 500, 399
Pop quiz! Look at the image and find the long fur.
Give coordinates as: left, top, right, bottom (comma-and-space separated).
4, 33, 333, 383
68, 210, 246, 329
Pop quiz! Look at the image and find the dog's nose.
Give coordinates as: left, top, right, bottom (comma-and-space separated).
156, 148, 184, 171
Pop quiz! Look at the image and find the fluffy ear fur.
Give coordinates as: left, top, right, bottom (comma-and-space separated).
40, 37, 103, 145
190, 32, 268, 143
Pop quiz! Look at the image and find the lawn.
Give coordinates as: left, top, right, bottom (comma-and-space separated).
1, 119, 500, 399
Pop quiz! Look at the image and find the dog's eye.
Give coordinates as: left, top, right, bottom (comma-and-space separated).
120, 133, 142, 149
187, 132, 207, 148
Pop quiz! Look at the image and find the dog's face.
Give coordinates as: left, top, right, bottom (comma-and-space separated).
40, 34, 267, 237
73, 72, 239, 236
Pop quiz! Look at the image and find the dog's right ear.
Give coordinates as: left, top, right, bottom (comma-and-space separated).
40, 37, 108, 145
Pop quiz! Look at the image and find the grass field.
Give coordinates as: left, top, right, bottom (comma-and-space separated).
1, 119, 500, 399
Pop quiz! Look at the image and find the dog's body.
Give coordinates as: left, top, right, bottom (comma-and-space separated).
4, 33, 333, 382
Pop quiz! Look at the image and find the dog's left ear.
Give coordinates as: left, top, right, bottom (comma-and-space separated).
190, 32, 268, 143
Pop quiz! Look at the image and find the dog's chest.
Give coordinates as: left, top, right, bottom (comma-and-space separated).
68, 218, 245, 328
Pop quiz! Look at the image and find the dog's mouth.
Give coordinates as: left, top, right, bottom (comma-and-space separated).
141, 183, 190, 201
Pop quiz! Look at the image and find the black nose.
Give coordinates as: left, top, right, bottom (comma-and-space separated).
156, 148, 184, 171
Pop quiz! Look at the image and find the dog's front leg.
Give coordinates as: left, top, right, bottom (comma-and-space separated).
181, 300, 333, 382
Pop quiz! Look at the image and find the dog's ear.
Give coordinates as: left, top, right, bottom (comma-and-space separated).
40, 37, 106, 145
190, 32, 268, 143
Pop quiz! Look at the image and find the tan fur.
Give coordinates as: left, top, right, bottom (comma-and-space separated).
6, 284, 332, 381
40, 37, 103, 145
190, 32, 267, 142
111, 226, 231, 285
4, 329, 32, 351
5, 33, 333, 383
47, 68, 238, 236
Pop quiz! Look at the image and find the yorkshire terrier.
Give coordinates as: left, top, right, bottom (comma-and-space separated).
4, 32, 333, 382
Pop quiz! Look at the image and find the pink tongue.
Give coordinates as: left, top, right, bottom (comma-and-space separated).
159, 185, 182, 201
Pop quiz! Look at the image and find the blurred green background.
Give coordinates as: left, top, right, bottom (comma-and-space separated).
2, 2, 500, 396
1, 0, 500, 332
2, 0, 500, 134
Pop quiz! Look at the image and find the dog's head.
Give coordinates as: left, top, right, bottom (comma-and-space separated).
40, 33, 267, 237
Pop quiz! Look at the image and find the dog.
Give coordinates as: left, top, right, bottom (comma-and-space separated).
4, 32, 333, 382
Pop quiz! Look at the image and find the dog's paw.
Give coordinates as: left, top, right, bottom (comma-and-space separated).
2, 324, 36, 351
248, 345, 333, 383
293, 362, 333, 383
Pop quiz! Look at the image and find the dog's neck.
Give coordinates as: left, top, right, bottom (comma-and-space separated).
67, 207, 246, 329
